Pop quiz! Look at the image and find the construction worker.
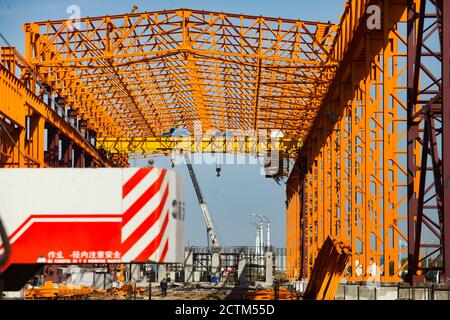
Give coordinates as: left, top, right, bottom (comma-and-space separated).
288, 281, 294, 300
160, 278, 168, 297
38, 275, 45, 287
273, 279, 280, 300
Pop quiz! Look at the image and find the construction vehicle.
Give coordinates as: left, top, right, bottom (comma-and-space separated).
183, 154, 232, 283
183, 154, 220, 248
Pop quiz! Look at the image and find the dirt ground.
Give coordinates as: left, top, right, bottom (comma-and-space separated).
87, 284, 251, 300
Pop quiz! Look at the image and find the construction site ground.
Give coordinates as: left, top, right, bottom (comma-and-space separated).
86, 284, 296, 300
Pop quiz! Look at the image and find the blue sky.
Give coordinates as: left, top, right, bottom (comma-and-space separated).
134, 155, 289, 247
0, 0, 341, 247
0, 0, 341, 54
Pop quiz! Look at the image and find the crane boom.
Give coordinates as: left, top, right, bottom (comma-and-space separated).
184, 154, 220, 248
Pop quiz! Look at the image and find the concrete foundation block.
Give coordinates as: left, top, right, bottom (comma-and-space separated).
358, 286, 376, 300
334, 285, 345, 300
434, 291, 450, 300
375, 287, 398, 300
344, 285, 359, 300
412, 288, 428, 300
398, 287, 429, 300
398, 288, 412, 300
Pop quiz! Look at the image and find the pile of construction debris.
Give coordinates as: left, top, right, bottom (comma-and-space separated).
24, 280, 292, 300
25, 281, 93, 300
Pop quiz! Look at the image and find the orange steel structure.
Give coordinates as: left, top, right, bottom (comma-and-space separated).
286, 0, 409, 283
21, 10, 336, 138
0, 47, 111, 167
0, 0, 448, 285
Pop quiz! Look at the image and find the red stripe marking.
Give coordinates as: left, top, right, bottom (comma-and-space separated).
121, 184, 169, 253
134, 210, 170, 261
158, 238, 169, 263
122, 170, 167, 225
7, 216, 35, 240
6, 214, 120, 241
122, 168, 152, 198
0, 214, 119, 250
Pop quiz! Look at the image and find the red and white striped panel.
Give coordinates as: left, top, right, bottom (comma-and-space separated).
0, 168, 184, 267
121, 168, 171, 262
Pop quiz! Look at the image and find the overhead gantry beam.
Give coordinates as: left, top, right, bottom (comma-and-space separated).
96, 136, 303, 157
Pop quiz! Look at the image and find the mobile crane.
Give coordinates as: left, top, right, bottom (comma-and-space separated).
165, 126, 221, 248
183, 154, 228, 283
183, 154, 220, 248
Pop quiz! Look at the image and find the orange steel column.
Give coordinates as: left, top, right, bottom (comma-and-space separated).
286, 171, 300, 279
311, 152, 319, 276
323, 134, 330, 243
350, 59, 364, 280
382, 1, 408, 280
306, 163, 314, 277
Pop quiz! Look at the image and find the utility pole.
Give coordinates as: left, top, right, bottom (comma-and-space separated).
252, 213, 264, 248
252, 213, 264, 272
260, 215, 271, 250
250, 221, 260, 256
260, 221, 264, 252
254, 214, 270, 251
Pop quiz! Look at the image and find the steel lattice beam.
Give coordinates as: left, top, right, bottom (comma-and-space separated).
22, 9, 337, 139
